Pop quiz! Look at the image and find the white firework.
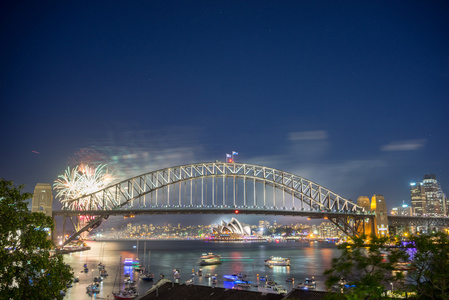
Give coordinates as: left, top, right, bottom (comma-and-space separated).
54, 164, 115, 210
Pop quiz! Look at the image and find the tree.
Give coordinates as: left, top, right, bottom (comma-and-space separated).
0, 179, 73, 299
401, 232, 449, 299
323, 235, 406, 300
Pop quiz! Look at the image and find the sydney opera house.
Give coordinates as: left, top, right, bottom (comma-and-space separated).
210, 217, 253, 240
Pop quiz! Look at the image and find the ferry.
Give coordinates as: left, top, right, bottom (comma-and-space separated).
198, 253, 221, 265
264, 256, 290, 266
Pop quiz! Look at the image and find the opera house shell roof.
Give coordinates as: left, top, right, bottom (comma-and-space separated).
212, 217, 252, 236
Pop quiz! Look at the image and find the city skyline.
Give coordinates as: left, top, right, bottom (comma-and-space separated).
1, 1, 448, 226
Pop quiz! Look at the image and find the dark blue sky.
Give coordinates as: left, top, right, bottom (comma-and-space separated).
1, 1, 448, 225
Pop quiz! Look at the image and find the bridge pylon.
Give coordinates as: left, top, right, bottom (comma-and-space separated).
357, 195, 389, 237
32, 183, 55, 242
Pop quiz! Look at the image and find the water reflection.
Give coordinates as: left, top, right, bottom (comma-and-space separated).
62, 240, 340, 299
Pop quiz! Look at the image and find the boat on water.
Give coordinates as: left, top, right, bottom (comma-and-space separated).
113, 256, 139, 300
285, 277, 294, 282
112, 290, 139, 300
100, 268, 109, 276
394, 262, 414, 271
236, 280, 251, 287
86, 283, 100, 294
297, 277, 316, 290
223, 274, 239, 281
139, 248, 154, 281
198, 253, 221, 265
140, 271, 154, 281
264, 256, 290, 266
258, 284, 287, 294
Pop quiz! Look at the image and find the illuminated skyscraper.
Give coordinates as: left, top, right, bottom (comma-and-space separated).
410, 174, 446, 216
410, 182, 425, 215
423, 174, 445, 215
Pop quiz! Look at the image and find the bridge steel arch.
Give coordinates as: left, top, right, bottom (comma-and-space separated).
59, 162, 373, 245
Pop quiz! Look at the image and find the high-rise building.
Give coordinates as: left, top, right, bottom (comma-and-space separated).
410, 182, 425, 215
423, 174, 445, 215
410, 175, 446, 216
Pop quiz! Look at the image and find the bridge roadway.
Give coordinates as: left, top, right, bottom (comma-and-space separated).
53, 208, 449, 228
52, 207, 374, 218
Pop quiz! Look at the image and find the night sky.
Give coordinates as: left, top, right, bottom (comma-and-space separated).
1, 1, 449, 226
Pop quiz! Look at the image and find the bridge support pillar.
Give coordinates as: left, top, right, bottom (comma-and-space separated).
63, 216, 67, 244
32, 183, 54, 242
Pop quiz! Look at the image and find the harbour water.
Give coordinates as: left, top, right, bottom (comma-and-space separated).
62, 239, 340, 299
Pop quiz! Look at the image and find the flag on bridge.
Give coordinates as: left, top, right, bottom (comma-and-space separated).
232, 151, 238, 155
226, 154, 231, 158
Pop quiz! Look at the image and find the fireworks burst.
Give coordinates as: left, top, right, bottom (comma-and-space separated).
54, 164, 115, 210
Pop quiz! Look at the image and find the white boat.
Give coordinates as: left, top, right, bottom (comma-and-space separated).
236, 280, 251, 287
264, 256, 290, 266
258, 284, 287, 294
297, 277, 316, 290
198, 253, 221, 265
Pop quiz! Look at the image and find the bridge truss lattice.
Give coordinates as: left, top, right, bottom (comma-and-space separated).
57, 162, 372, 245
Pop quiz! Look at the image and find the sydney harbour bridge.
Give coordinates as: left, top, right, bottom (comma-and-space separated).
44, 162, 449, 247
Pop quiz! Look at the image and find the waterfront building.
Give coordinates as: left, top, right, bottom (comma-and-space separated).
211, 217, 252, 239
